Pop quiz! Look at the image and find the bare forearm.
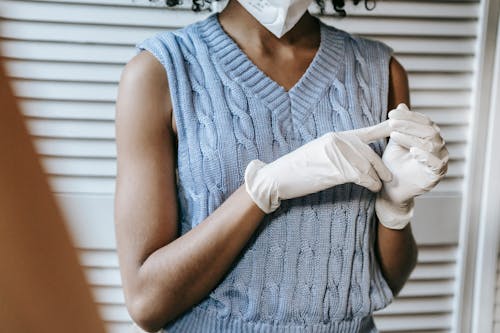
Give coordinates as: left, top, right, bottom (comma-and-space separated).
375, 220, 418, 296
134, 184, 265, 331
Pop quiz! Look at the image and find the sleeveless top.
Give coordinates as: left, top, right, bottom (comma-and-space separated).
135, 12, 394, 333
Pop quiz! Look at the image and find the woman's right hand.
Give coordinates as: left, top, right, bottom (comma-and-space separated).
244, 121, 394, 214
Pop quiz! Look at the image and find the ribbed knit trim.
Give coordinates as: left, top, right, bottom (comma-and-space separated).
197, 12, 345, 124
164, 306, 376, 333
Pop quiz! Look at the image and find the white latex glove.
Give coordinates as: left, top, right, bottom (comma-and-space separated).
244, 122, 393, 214
375, 103, 449, 229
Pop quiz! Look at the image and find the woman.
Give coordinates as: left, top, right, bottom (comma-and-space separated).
114, 1, 448, 332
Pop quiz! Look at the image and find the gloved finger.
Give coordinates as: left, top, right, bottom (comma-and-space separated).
432, 122, 441, 133
390, 131, 444, 153
436, 145, 450, 176
388, 106, 433, 126
410, 146, 448, 175
347, 120, 392, 144
360, 168, 383, 192
389, 119, 439, 139
354, 139, 393, 182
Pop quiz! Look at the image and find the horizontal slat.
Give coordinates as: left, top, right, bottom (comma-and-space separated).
85, 264, 454, 290
36, 155, 463, 178
0, 40, 132, 64
24, 0, 481, 19
409, 73, 473, 90
411, 91, 472, 108
432, 177, 463, 193
95, 302, 456, 330
50, 176, 463, 197
315, 1, 480, 18
98, 304, 131, 322
25, 122, 468, 155
32, 138, 466, 161
107, 323, 135, 333
23, 114, 467, 142
416, 108, 469, 125
92, 286, 125, 305
0, 0, 206, 27
48, 174, 463, 195
374, 36, 476, 55
89, 285, 459, 318
19, 100, 115, 120
377, 296, 454, 315
10, 89, 473, 130
417, 246, 457, 263
0, 1, 480, 26
0, 38, 476, 67
0, 19, 478, 48
30, 0, 194, 8
2, 58, 475, 85
444, 160, 465, 178
397, 280, 455, 298
374, 313, 452, 331
11, 93, 466, 124
34, 139, 116, 158
27, 119, 115, 139
49, 176, 116, 194
11, 81, 116, 102
445, 143, 467, 160
0, 20, 164, 45
2, 60, 475, 89
322, 17, 478, 37
37, 155, 462, 180
41, 157, 116, 177
378, 331, 448, 333
78, 245, 457, 270
409, 263, 456, 280
398, 55, 474, 72
11, 81, 472, 105
85, 267, 121, 287
4, 60, 123, 83
79, 250, 119, 268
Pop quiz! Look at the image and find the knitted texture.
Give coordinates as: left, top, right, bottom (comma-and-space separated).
135, 12, 394, 333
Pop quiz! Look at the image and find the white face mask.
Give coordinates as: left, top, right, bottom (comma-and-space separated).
236, 0, 315, 38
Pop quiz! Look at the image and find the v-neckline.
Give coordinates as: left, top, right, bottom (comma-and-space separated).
198, 12, 345, 123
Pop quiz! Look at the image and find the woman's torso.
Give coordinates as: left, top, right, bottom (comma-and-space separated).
135, 12, 395, 332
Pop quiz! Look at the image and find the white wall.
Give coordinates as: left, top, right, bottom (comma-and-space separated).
0, 0, 487, 332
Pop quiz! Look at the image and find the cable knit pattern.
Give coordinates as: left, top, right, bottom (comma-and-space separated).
135, 12, 394, 333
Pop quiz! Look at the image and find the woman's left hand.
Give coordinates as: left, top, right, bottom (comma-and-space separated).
375, 103, 449, 229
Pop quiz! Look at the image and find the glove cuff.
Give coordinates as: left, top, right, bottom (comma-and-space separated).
244, 159, 281, 214
375, 192, 415, 230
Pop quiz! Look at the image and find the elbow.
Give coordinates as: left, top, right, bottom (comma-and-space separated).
127, 293, 174, 333
128, 298, 163, 333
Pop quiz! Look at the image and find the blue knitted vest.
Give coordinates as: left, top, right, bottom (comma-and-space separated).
135, 12, 394, 333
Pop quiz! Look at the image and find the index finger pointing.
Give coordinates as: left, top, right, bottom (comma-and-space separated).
346, 121, 392, 144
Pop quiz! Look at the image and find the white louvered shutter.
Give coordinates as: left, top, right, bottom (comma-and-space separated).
0, 0, 482, 332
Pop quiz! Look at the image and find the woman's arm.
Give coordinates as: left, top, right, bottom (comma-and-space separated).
374, 56, 419, 296
114, 51, 266, 332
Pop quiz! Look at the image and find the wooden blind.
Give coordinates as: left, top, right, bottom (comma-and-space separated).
0, 0, 480, 332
